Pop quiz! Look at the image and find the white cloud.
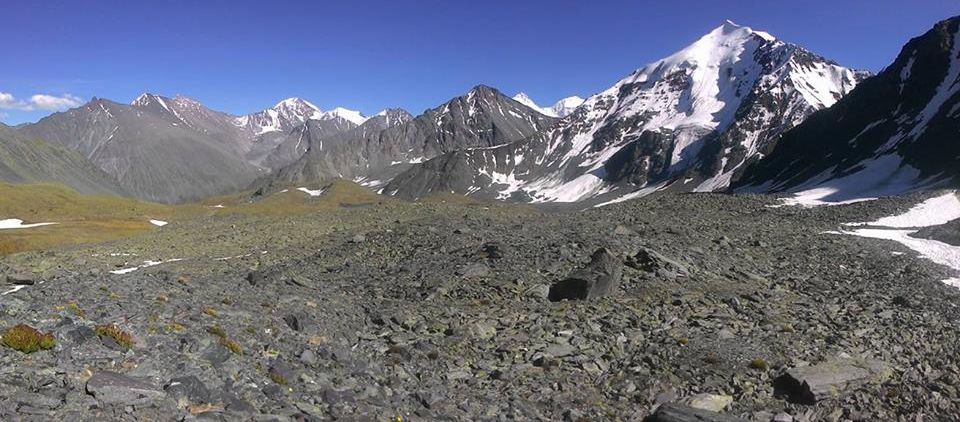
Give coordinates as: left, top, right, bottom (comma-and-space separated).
29, 94, 83, 111
0, 92, 84, 111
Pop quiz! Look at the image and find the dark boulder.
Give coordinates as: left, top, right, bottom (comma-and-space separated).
548, 248, 621, 301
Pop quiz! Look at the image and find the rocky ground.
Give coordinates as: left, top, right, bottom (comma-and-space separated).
1, 191, 960, 421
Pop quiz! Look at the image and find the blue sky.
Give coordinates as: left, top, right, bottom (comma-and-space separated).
1, 0, 957, 124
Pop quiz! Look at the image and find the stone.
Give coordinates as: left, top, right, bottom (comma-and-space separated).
772, 413, 794, 422
164, 375, 211, 404
647, 403, 748, 422
683, 393, 733, 412
245, 270, 264, 286
300, 349, 318, 365
351, 234, 366, 243
457, 262, 490, 278
85, 371, 165, 406
774, 358, 891, 404
6, 273, 35, 285
626, 247, 689, 279
548, 248, 621, 301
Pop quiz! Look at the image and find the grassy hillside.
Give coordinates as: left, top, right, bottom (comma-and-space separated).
0, 180, 393, 254
0, 183, 204, 254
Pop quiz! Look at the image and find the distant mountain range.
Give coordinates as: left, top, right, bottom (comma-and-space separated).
4, 16, 960, 205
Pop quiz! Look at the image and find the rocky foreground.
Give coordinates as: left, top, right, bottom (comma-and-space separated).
1, 192, 959, 421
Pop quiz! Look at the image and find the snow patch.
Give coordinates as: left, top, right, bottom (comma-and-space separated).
0, 219, 58, 229
296, 187, 325, 197
845, 192, 960, 228
110, 258, 184, 275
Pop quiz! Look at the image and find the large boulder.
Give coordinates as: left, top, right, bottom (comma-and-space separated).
548, 248, 621, 301
774, 358, 891, 404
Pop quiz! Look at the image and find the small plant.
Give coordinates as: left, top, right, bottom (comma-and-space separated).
55, 302, 86, 319
156, 293, 169, 303
1, 324, 55, 353
677, 338, 689, 346
95, 324, 134, 350
206, 325, 241, 354
269, 371, 288, 385
704, 352, 719, 364
206, 325, 227, 338
202, 308, 219, 317
165, 323, 186, 333
220, 337, 242, 355
749, 358, 769, 371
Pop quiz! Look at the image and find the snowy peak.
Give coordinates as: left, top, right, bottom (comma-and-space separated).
240, 98, 371, 135
512, 92, 554, 116
272, 98, 324, 121
321, 107, 367, 125
512, 92, 585, 117
550, 96, 585, 117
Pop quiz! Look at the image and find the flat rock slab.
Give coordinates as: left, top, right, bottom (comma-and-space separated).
774, 358, 891, 404
86, 371, 165, 406
647, 403, 748, 422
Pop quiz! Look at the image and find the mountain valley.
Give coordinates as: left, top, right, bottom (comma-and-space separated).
3, 12, 960, 422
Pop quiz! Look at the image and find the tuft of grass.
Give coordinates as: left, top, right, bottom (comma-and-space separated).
220, 337, 242, 355
165, 323, 186, 333
1, 324, 55, 353
95, 324, 134, 350
206, 325, 227, 338
749, 358, 769, 371
55, 302, 86, 319
202, 308, 219, 317
269, 371, 288, 385
206, 325, 241, 354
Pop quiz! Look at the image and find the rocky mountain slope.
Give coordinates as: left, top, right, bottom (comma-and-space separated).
735, 16, 960, 202
384, 22, 868, 202
19, 97, 264, 204
1, 189, 958, 420
265, 86, 557, 188
0, 123, 126, 196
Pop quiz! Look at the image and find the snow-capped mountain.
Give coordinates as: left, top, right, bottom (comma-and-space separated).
323, 107, 368, 125
512, 92, 585, 118
238, 98, 325, 135
735, 16, 960, 202
550, 96, 586, 118
384, 21, 868, 202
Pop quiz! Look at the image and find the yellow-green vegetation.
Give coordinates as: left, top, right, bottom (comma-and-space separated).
0, 179, 398, 255
206, 325, 242, 355
749, 358, 769, 371
0, 182, 207, 254
202, 307, 219, 317
95, 323, 134, 350
55, 302, 86, 319
220, 337, 242, 355
206, 325, 227, 338
165, 323, 186, 333
1, 324, 56, 353
269, 371, 288, 385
